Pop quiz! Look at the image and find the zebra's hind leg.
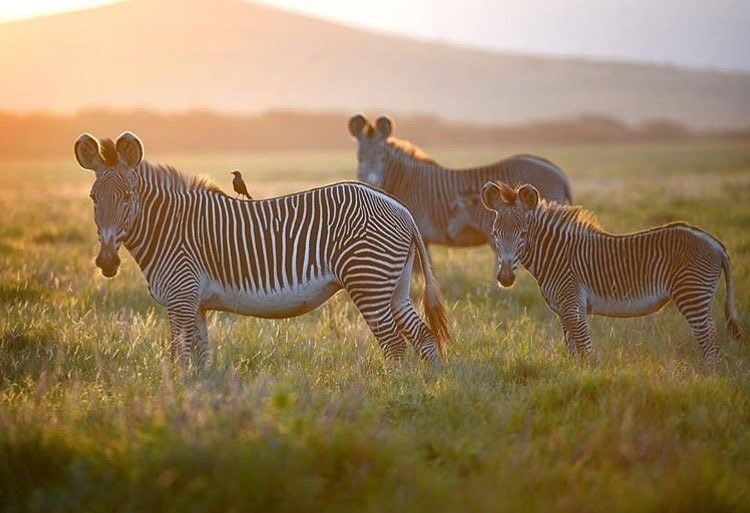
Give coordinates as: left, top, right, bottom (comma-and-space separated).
392, 299, 443, 368
347, 285, 407, 362
672, 289, 722, 368
391, 250, 443, 368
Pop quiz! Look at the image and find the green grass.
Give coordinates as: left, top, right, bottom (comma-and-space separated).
1, 140, 749, 512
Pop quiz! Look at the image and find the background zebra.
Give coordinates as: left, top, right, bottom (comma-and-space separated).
74, 132, 451, 367
348, 114, 572, 252
481, 181, 743, 367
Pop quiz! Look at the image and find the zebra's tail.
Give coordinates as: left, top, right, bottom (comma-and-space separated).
722, 252, 743, 340
412, 229, 452, 361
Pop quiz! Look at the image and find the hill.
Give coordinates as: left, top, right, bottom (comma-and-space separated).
0, 0, 748, 129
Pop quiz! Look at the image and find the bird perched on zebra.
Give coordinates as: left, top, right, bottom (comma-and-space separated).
231, 171, 253, 200
481, 180, 742, 368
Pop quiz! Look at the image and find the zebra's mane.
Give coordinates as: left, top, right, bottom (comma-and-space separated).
99, 139, 118, 166
139, 161, 225, 195
386, 137, 437, 164
537, 200, 603, 232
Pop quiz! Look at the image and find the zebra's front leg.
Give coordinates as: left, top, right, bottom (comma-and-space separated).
192, 307, 211, 368
558, 305, 594, 358
561, 324, 578, 354
165, 295, 200, 367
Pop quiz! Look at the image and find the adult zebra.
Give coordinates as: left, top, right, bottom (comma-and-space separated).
75, 132, 450, 367
348, 114, 572, 251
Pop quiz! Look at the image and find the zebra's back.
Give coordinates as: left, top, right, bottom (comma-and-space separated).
569, 223, 727, 317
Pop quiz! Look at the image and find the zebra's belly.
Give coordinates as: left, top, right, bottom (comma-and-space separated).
586, 290, 670, 318
425, 225, 486, 247
446, 226, 488, 247
201, 275, 342, 319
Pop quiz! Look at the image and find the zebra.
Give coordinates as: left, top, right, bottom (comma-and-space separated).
348, 113, 573, 252
74, 132, 451, 367
480, 181, 743, 367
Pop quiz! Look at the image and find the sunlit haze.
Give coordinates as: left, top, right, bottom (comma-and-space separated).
1, 0, 748, 71
0, 0, 117, 22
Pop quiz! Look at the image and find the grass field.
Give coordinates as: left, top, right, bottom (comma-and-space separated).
1, 140, 749, 512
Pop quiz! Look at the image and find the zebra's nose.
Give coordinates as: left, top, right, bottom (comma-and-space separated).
96, 246, 121, 278
497, 267, 515, 287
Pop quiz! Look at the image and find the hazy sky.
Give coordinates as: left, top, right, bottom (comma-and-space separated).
2, 0, 749, 71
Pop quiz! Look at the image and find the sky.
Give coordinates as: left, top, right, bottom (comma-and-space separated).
1, 0, 749, 72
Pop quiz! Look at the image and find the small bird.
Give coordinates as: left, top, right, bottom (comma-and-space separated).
231, 171, 253, 200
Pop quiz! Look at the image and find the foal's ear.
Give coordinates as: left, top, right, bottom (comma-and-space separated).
348, 114, 370, 138
375, 116, 393, 138
74, 133, 103, 171
115, 132, 144, 168
481, 182, 504, 211
517, 184, 539, 210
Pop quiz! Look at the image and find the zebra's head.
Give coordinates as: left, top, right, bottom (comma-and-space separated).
74, 132, 144, 278
481, 181, 539, 288
348, 114, 392, 188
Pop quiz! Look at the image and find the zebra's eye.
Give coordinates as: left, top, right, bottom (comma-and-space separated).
123, 191, 132, 203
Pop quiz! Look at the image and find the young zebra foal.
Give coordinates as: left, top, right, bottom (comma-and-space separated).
481, 181, 743, 366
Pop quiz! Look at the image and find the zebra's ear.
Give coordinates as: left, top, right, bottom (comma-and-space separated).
115, 132, 144, 169
517, 184, 539, 210
375, 116, 393, 138
74, 133, 103, 171
481, 182, 505, 211
348, 114, 369, 138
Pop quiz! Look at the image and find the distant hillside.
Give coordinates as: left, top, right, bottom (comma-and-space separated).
0, 0, 748, 130
1, 108, 746, 160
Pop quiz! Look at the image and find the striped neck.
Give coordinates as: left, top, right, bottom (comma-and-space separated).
121, 161, 224, 272
521, 201, 602, 274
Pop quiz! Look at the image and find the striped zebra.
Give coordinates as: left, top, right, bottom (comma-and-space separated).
74, 132, 451, 367
481, 181, 743, 366
348, 114, 572, 251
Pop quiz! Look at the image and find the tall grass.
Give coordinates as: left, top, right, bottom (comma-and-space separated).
1, 141, 749, 512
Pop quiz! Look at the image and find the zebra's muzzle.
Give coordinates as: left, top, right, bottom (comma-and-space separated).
95, 247, 121, 278
497, 268, 516, 288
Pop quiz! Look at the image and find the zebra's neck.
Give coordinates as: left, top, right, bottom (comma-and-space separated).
121, 161, 218, 277
521, 202, 601, 276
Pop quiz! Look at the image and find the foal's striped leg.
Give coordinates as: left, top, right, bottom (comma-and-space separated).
672, 285, 722, 367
